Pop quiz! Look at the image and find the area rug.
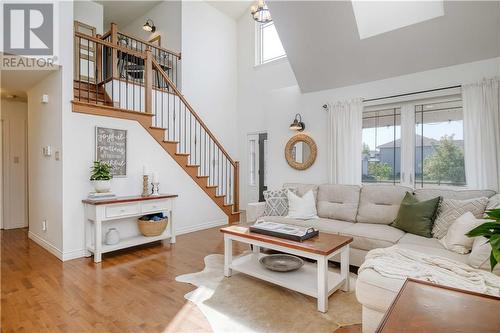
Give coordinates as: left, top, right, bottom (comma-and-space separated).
176, 254, 361, 333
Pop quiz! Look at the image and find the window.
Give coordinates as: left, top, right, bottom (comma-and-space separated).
249, 139, 256, 186
361, 96, 466, 188
362, 108, 401, 184
256, 22, 286, 65
415, 100, 465, 187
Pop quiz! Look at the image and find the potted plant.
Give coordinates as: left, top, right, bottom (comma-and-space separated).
90, 161, 113, 193
466, 208, 500, 270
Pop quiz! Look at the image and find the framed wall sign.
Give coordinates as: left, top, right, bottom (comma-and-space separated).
95, 126, 127, 177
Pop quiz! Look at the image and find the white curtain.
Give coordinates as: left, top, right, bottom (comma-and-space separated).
327, 99, 363, 184
462, 78, 500, 191
400, 103, 415, 187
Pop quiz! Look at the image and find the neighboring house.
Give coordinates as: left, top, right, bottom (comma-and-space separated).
363, 135, 464, 180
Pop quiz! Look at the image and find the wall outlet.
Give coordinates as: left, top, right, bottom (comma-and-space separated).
42, 94, 49, 103
42, 220, 47, 232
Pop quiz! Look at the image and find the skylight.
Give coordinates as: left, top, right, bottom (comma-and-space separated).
351, 1, 444, 39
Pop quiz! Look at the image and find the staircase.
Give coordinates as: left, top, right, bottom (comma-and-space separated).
72, 22, 240, 223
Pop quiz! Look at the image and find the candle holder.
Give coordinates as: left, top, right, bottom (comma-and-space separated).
151, 182, 160, 196
142, 175, 150, 197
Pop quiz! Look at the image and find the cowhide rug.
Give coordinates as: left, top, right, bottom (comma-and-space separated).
176, 254, 361, 333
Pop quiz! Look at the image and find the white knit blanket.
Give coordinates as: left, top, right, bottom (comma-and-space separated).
359, 246, 500, 296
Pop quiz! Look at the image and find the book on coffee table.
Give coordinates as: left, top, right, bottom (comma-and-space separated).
250, 220, 319, 242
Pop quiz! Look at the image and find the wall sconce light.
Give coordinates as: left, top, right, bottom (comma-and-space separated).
289, 113, 305, 131
143, 19, 156, 33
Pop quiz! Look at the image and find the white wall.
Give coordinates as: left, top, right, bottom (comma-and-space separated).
61, 1, 229, 260
121, 1, 182, 53
1, 99, 28, 229
74, 0, 104, 34
236, 12, 500, 207
27, 70, 64, 254
182, 1, 239, 157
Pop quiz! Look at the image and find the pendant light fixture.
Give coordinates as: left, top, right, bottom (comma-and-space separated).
250, 0, 272, 24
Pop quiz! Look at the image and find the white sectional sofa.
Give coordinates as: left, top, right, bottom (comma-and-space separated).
247, 183, 498, 333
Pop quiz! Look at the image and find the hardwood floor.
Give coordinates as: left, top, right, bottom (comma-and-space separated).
1, 226, 361, 333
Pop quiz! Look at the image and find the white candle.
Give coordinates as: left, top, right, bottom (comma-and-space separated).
152, 172, 158, 183
143, 165, 148, 175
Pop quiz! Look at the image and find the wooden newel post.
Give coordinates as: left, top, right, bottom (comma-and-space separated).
145, 49, 152, 114
234, 161, 240, 213
96, 34, 102, 82
110, 23, 118, 79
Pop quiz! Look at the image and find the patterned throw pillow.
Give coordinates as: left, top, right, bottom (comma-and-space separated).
263, 188, 296, 216
432, 197, 489, 239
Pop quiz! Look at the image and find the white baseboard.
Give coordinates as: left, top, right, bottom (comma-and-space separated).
28, 231, 63, 261
175, 218, 228, 235
62, 249, 89, 261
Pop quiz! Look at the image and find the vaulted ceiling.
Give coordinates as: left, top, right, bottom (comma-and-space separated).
267, 1, 500, 93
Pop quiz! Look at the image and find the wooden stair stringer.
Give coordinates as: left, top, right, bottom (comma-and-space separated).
71, 101, 240, 223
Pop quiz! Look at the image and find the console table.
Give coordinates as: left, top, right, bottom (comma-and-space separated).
82, 194, 177, 263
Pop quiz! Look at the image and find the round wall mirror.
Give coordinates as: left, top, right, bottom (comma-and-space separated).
285, 134, 317, 170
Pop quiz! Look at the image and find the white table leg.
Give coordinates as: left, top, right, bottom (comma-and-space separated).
169, 210, 176, 244
317, 256, 328, 313
224, 235, 233, 277
84, 219, 92, 257
94, 219, 102, 263
341, 245, 350, 292
253, 245, 260, 254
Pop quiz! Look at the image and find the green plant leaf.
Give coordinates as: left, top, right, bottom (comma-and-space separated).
466, 222, 500, 237
490, 251, 498, 270
485, 209, 500, 221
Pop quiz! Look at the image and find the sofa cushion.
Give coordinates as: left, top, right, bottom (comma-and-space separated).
414, 188, 496, 201
396, 243, 469, 263
340, 223, 405, 251
432, 197, 489, 239
356, 185, 412, 224
397, 233, 443, 249
391, 192, 441, 238
317, 184, 361, 222
259, 216, 354, 234
282, 183, 319, 199
487, 194, 500, 211
356, 268, 405, 312
263, 188, 296, 216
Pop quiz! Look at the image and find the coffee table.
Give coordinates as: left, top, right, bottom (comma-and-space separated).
376, 278, 500, 333
220, 225, 353, 312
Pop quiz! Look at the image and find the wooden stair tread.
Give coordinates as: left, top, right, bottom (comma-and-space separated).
175, 153, 190, 156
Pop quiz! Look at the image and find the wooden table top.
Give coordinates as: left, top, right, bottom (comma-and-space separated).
376, 278, 500, 333
82, 194, 178, 205
220, 225, 352, 256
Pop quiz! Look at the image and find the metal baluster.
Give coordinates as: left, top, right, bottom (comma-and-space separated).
78, 37, 81, 101
87, 38, 90, 103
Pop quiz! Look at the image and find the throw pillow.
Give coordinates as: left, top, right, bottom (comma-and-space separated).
468, 236, 500, 274
263, 188, 296, 216
486, 194, 500, 212
439, 212, 486, 254
287, 190, 318, 219
432, 197, 489, 239
391, 192, 441, 238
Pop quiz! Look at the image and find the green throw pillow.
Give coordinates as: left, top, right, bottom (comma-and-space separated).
391, 192, 441, 238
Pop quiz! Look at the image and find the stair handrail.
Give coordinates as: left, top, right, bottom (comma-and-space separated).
151, 57, 236, 167
74, 31, 146, 59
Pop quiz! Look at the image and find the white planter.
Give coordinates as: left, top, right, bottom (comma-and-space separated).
94, 180, 111, 193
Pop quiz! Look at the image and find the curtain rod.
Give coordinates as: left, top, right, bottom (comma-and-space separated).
363, 84, 462, 103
